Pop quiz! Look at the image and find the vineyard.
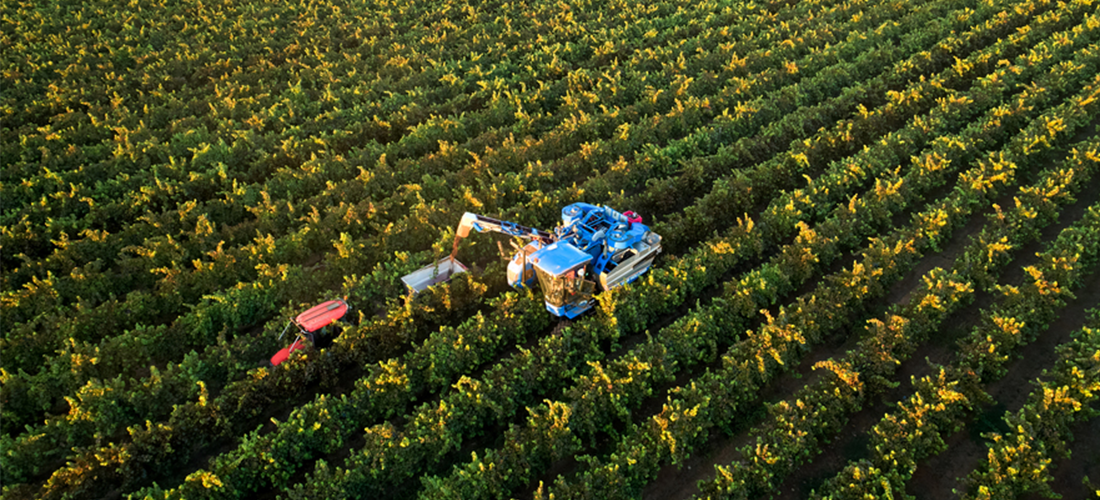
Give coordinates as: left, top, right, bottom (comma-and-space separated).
2, 0, 1100, 498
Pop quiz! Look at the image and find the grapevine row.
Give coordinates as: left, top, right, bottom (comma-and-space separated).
536, 25, 1100, 500
2, 0, 919, 492
695, 122, 1100, 498
133, 2, 1016, 496
279, 7, 1075, 496
1, 0, 881, 378
958, 308, 1100, 499
107, 1, 979, 494
0, 0, 946, 454
812, 186, 1100, 499
0, 0, 1064, 494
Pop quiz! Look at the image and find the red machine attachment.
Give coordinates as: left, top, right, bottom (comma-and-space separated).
269, 337, 310, 367
623, 210, 643, 224
270, 299, 349, 367
295, 299, 349, 331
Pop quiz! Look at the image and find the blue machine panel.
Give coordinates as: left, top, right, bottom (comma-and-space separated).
531, 241, 593, 276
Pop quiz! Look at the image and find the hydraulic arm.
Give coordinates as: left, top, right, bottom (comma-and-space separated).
451, 212, 553, 257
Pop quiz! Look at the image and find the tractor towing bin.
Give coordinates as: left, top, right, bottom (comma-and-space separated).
269, 298, 349, 367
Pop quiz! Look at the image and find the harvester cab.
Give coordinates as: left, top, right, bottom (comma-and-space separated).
400, 202, 662, 319
530, 240, 597, 317
269, 298, 349, 367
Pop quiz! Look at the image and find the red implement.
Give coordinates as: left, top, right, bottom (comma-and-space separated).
270, 299, 349, 367
270, 337, 310, 366
295, 299, 349, 332
623, 210, 643, 224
